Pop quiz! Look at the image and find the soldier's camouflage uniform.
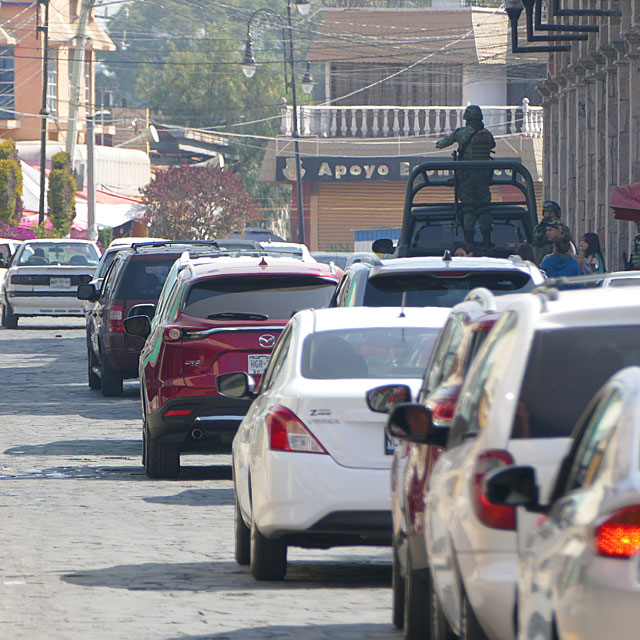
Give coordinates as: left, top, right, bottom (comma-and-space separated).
436, 106, 496, 244
629, 233, 640, 269
532, 219, 555, 264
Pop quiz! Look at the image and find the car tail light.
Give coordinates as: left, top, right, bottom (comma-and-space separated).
594, 506, 640, 558
11, 275, 32, 284
164, 409, 192, 417
432, 398, 457, 424
474, 319, 497, 333
108, 304, 124, 332
266, 405, 327, 454
162, 326, 182, 342
471, 449, 515, 530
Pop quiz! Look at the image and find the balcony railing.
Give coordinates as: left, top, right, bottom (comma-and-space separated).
280, 99, 543, 139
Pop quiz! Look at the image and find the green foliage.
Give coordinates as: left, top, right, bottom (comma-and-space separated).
98, 227, 113, 249
47, 152, 76, 236
0, 138, 23, 224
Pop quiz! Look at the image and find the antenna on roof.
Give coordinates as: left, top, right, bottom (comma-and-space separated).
443, 249, 452, 263
398, 291, 407, 318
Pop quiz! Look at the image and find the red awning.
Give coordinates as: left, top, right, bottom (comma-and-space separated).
610, 184, 640, 222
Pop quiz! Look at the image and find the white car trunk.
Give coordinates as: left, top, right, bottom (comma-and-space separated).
296, 378, 422, 470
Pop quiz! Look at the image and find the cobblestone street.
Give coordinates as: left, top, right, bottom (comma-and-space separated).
0, 318, 400, 639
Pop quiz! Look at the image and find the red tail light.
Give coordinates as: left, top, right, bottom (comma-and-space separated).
471, 449, 515, 530
432, 398, 457, 424
474, 319, 497, 333
108, 304, 124, 332
162, 326, 182, 342
594, 506, 640, 558
164, 409, 192, 417
266, 405, 328, 454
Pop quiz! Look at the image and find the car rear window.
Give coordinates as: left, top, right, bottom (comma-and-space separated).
412, 219, 528, 250
183, 275, 337, 320
512, 325, 640, 439
363, 271, 533, 307
302, 327, 440, 379
18, 242, 99, 267
117, 259, 174, 300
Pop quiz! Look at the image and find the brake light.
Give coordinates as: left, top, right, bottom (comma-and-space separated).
474, 319, 497, 333
165, 409, 192, 417
266, 405, 327, 454
471, 449, 515, 530
432, 398, 457, 423
594, 506, 640, 558
433, 271, 468, 277
108, 304, 124, 332
162, 326, 182, 342
11, 275, 32, 284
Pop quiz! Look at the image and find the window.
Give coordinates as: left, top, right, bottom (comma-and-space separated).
0, 46, 15, 118
449, 312, 519, 446
117, 259, 173, 300
47, 48, 58, 117
260, 326, 292, 392
18, 242, 99, 267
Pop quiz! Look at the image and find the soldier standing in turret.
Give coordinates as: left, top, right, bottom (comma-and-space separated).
436, 105, 496, 248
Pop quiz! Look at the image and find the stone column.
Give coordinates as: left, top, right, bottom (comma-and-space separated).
589, 50, 607, 242
602, 44, 619, 266
583, 59, 598, 234
565, 71, 578, 236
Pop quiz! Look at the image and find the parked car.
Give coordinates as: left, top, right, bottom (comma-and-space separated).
0, 237, 20, 289
486, 366, 640, 640
330, 254, 544, 308
124, 254, 340, 479
388, 285, 640, 640
376, 288, 513, 639
259, 241, 316, 262
218, 306, 450, 581
77, 242, 219, 396
1, 239, 100, 328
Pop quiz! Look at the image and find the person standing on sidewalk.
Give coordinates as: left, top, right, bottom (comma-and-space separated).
580, 232, 606, 274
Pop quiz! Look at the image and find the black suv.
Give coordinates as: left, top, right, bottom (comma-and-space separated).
77, 242, 227, 397
330, 254, 544, 308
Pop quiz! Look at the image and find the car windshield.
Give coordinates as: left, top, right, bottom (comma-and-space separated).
363, 271, 533, 307
302, 327, 440, 379
183, 275, 336, 320
18, 242, 99, 267
117, 259, 174, 299
513, 325, 640, 439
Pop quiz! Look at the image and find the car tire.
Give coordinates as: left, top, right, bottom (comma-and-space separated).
87, 344, 100, 390
141, 427, 147, 466
392, 544, 405, 629
2, 301, 18, 329
100, 354, 123, 397
145, 438, 180, 479
403, 550, 429, 640
234, 495, 250, 566
429, 568, 455, 640
460, 585, 489, 640
250, 518, 287, 581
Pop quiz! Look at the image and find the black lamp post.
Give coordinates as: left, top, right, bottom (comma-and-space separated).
242, 0, 313, 245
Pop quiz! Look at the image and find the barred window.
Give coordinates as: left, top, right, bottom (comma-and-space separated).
0, 46, 15, 119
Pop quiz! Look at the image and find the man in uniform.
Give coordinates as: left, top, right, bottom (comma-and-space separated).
627, 221, 640, 270
533, 200, 561, 263
436, 105, 496, 248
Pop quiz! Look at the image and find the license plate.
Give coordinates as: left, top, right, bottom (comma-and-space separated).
49, 277, 71, 288
385, 430, 398, 455
248, 354, 270, 375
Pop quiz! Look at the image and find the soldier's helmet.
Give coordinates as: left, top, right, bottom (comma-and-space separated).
463, 105, 483, 121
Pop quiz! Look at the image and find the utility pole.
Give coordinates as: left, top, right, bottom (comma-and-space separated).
37, 0, 50, 225
66, 0, 93, 162
86, 114, 97, 241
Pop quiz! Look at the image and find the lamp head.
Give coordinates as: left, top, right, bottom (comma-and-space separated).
241, 38, 257, 78
301, 62, 314, 95
295, 0, 311, 16
504, 0, 523, 20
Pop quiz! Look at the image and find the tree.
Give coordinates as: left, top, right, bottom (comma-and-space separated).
47, 152, 76, 236
0, 138, 23, 224
142, 165, 259, 240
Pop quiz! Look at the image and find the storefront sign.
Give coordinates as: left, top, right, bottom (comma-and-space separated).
276, 156, 433, 182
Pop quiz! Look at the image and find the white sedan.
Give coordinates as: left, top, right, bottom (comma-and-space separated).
218, 306, 450, 581
485, 366, 640, 640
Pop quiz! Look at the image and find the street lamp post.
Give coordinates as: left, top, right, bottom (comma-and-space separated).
242, 0, 313, 246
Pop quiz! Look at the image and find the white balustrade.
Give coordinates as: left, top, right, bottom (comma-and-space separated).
280, 99, 544, 139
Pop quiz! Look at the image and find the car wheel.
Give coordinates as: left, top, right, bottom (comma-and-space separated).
145, 438, 180, 479
429, 568, 455, 640
460, 585, 489, 640
250, 518, 287, 581
403, 550, 429, 639
234, 495, 250, 566
100, 354, 123, 397
2, 301, 18, 329
392, 543, 405, 629
141, 427, 147, 466
87, 344, 100, 390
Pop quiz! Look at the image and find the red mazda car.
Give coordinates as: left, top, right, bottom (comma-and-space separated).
124, 253, 340, 478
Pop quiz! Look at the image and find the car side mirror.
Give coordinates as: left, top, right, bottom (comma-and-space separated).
123, 315, 151, 338
77, 283, 98, 301
366, 384, 412, 413
387, 403, 448, 447
216, 372, 257, 400
128, 303, 155, 319
484, 466, 546, 513
372, 238, 394, 255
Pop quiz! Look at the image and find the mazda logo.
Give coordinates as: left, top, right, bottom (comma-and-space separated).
259, 334, 276, 348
